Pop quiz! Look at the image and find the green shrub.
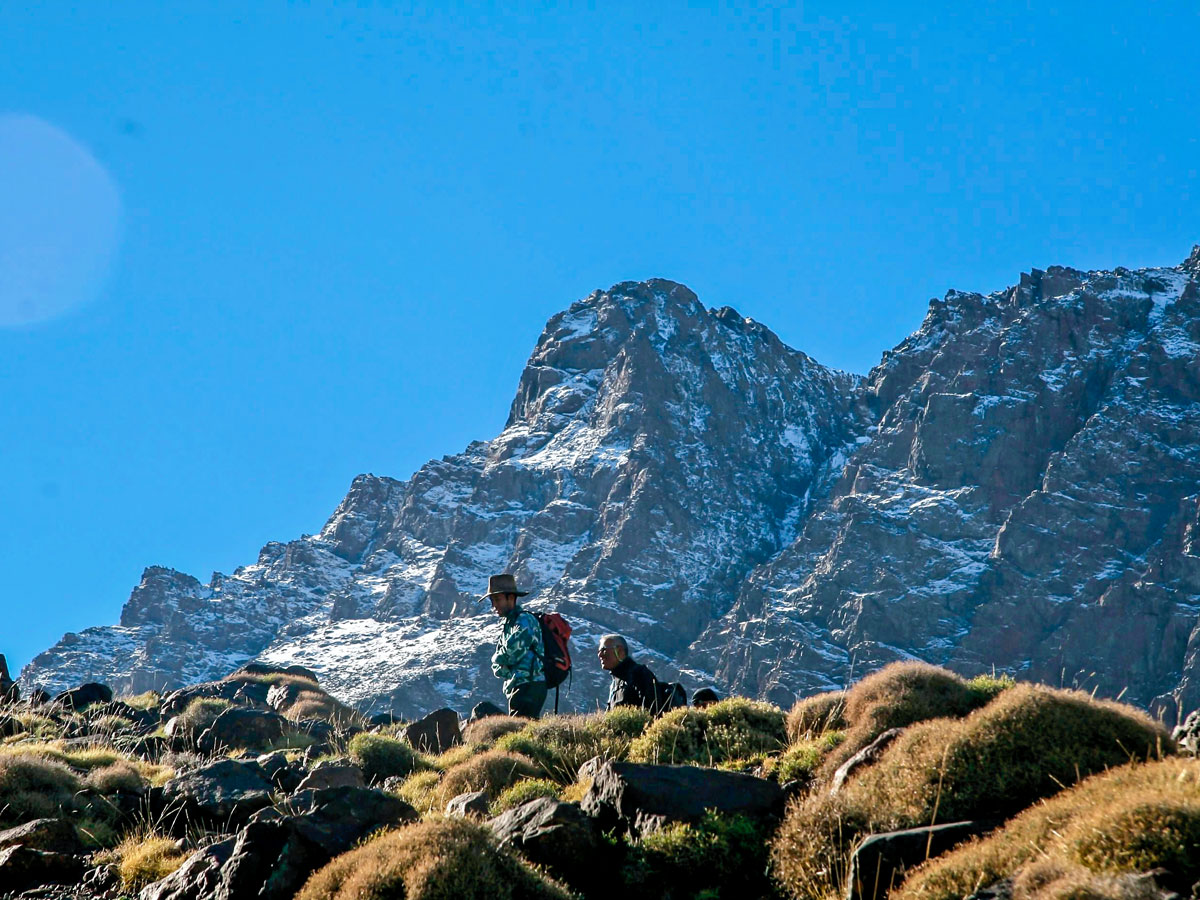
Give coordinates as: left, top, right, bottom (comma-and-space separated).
178, 697, 232, 734
490, 778, 561, 815
786, 691, 847, 742
628, 698, 786, 767
461, 715, 526, 746
349, 732, 419, 783
764, 731, 845, 784
897, 756, 1200, 900
623, 811, 781, 900
295, 816, 573, 900
771, 682, 1172, 900
965, 672, 1015, 705
495, 708, 652, 785
395, 770, 441, 814
435, 750, 540, 809
0, 754, 81, 825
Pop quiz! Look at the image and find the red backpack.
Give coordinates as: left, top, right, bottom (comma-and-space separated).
535, 611, 572, 711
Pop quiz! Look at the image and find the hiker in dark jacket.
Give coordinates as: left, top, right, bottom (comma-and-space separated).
482, 573, 547, 719
599, 634, 657, 711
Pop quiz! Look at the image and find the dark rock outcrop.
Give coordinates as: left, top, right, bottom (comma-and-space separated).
581, 760, 785, 834
403, 707, 462, 754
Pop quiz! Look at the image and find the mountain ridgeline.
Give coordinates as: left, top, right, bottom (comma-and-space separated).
22, 251, 1200, 721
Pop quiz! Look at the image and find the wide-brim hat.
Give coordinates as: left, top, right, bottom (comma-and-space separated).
479, 573, 530, 601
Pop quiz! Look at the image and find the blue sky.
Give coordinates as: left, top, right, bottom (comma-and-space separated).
2, 3, 1197, 674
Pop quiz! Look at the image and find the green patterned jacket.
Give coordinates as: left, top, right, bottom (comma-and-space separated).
491, 605, 545, 696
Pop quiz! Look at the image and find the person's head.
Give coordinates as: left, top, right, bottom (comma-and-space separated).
480, 573, 528, 617
598, 634, 628, 671
490, 592, 517, 616
692, 687, 720, 709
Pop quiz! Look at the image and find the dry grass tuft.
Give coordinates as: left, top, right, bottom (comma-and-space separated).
819, 661, 996, 778
283, 689, 365, 728
771, 681, 1173, 900
786, 691, 847, 742
898, 756, 1200, 900
461, 715, 526, 746
295, 816, 573, 900
177, 697, 232, 734
627, 698, 786, 767
434, 750, 540, 809
0, 753, 81, 825
763, 730, 846, 785
103, 833, 189, 891
117, 690, 162, 711
84, 759, 147, 794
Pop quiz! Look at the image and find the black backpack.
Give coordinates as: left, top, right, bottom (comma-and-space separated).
651, 678, 688, 716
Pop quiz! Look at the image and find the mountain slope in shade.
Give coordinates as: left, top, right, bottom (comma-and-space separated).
21, 279, 862, 715
690, 250, 1200, 720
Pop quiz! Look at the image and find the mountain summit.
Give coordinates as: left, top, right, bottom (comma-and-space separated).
23, 253, 1200, 720
22, 279, 861, 714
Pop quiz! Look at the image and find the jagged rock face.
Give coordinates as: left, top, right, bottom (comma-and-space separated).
22, 253, 1200, 722
21, 279, 861, 716
690, 258, 1200, 718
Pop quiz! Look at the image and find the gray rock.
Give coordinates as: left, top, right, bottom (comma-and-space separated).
0, 818, 83, 855
403, 707, 461, 754
0, 844, 86, 894
295, 760, 365, 792
1172, 708, 1200, 755
139, 836, 235, 900
489, 797, 607, 886
846, 821, 984, 900
446, 791, 490, 818
53, 682, 112, 709
196, 707, 292, 754
160, 759, 274, 832
0, 653, 18, 702
581, 760, 785, 834
831, 728, 905, 794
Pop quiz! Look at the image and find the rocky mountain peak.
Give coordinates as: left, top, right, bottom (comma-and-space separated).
22, 253, 1200, 724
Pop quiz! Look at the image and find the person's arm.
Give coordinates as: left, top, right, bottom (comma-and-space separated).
632, 664, 657, 709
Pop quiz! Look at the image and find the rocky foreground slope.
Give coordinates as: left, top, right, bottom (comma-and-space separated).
21, 248, 1200, 720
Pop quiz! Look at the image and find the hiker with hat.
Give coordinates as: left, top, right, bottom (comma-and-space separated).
482, 573, 547, 719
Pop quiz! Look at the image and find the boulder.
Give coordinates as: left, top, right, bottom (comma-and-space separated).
160, 678, 277, 717
446, 791, 491, 818
196, 707, 292, 754
830, 728, 905, 794
368, 712, 399, 728
256, 750, 305, 793
160, 759, 274, 833
295, 760, 365, 792
0, 844, 86, 893
1172, 708, 1200, 755
490, 798, 608, 885
581, 761, 785, 834
0, 818, 84, 854
53, 682, 113, 709
266, 680, 306, 712
403, 706, 462, 754
0, 654, 19, 702
141, 805, 410, 900
846, 821, 984, 900
139, 836, 235, 900
469, 700, 506, 721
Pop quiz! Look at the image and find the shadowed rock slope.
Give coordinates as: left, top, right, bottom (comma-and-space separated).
690, 249, 1200, 719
